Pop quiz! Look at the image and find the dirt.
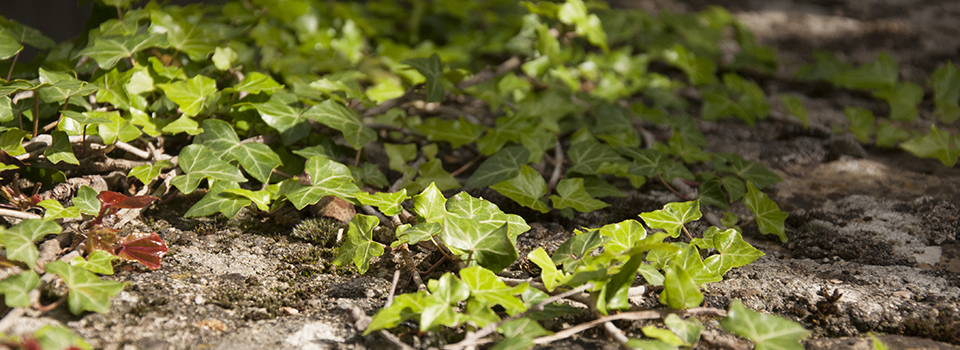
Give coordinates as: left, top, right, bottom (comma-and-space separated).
6, 0, 960, 349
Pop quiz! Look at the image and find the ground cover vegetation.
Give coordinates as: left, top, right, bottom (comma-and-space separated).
0, 0, 956, 348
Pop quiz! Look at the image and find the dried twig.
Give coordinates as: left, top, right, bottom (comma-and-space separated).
0, 208, 42, 220
399, 244, 426, 292
531, 307, 727, 345
386, 270, 401, 307
449, 154, 483, 178
547, 140, 564, 193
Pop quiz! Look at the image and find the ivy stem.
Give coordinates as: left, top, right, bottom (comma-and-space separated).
32, 91, 40, 138
547, 140, 564, 193
429, 236, 458, 262
398, 244, 426, 292
34, 295, 68, 313
5, 51, 18, 81
353, 146, 363, 167
385, 270, 400, 307
657, 172, 691, 201
681, 225, 695, 241
449, 154, 483, 178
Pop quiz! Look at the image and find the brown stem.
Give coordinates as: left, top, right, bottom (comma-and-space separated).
6, 51, 19, 81
681, 225, 695, 242
657, 172, 691, 201
32, 91, 40, 137
547, 140, 564, 193
449, 154, 483, 178
354, 146, 363, 167
34, 295, 68, 313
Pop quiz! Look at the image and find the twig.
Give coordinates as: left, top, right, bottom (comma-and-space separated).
33, 295, 68, 312
114, 140, 151, 159
386, 270, 401, 307
657, 173, 692, 201
532, 307, 727, 345
547, 140, 564, 193
449, 154, 483, 178
603, 321, 630, 347
444, 283, 595, 350
360, 205, 391, 230
0, 208, 42, 220
399, 244, 426, 292
455, 57, 521, 90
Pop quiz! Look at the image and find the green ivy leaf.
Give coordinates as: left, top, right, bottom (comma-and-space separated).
43, 130, 79, 165
73, 186, 101, 216
567, 138, 627, 175
421, 273, 470, 331
673, 244, 722, 285
0, 219, 61, 268
639, 199, 701, 238
550, 178, 609, 213
184, 181, 250, 218
551, 229, 603, 271
624, 339, 677, 350
527, 248, 567, 292
700, 227, 765, 275
212, 46, 237, 70
222, 188, 273, 212
384, 143, 417, 172
413, 182, 447, 223
351, 163, 389, 188
150, 14, 214, 61
38, 199, 81, 220
128, 160, 174, 185
490, 165, 549, 213
414, 159, 461, 191
306, 100, 377, 149
254, 93, 312, 145
231, 72, 283, 94
97, 111, 142, 145
845, 107, 875, 143
77, 33, 168, 69
157, 74, 218, 117
442, 216, 517, 272
37, 68, 98, 103
558, 0, 608, 51
364, 291, 427, 334
929, 61, 960, 123
403, 53, 445, 102
45, 261, 126, 315
466, 146, 530, 188
0, 128, 29, 156
901, 124, 960, 167
0, 31, 23, 59
285, 156, 361, 209
599, 219, 646, 254
744, 182, 788, 242
642, 325, 688, 347
334, 214, 384, 274
0, 95, 12, 123
721, 300, 810, 350
460, 266, 526, 315
876, 121, 912, 148
780, 94, 809, 128
715, 154, 782, 190
874, 82, 923, 122
699, 179, 728, 210
355, 190, 408, 216
70, 250, 118, 275
659, 264, 703, 309
831, 52, 898, 91
415, 117, 482, 148
196, 119, 282, 183
445, 192, 530, 240
664, 313, 703, 346
171, 144, 247, 194
35, 325, 91, 350
0, 271, 39, 307
392, 222, 441, 248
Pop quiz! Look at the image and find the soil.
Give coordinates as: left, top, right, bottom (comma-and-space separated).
6, 0, 960, 349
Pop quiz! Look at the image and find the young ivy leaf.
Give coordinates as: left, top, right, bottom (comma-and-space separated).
779, 94, 809, 128
744, 182, 788, 243
0, 128, 30, 156
97, 112, 142, 145
351, 163, 389, 189
0, 271, 39, 307
552, 229, 603, 271
34, 324, 91, 350
196, 119, 282, 183
459, 266, 527, 315
659, 264, 703, 310
0, 31, 23, 60
230, 72, 283, 94
639, 199, 701, 238
413, 182, 447, 223
421, 273, 470, 331
701, 227, 765, 275
305, 99, 376, 150
70, 250, 118, 275
128, 159, 174, 185
414, 159, 461, 192
253, 93, 312, 145
642, 325, 688, 347
873, 82, 923, 122
901, 124, 960, 167
157, 74, 218, 117
184, 181, 249, 218
929, 61, 960, 124
355, 189, 408, 216
73, 185, 101, 216
76, 33, 168, 69
38, 199, 81, 220
0, 219, 61, 268
715, 154, 782, 190
599, 219, 646, 255
721, 300, 810, 350
466, 146, 530, 188
490, 165, 550, 213
664, 313, 703, 346
171, 144, 247, 194
550, 178, 609, 213
45, 261, 126, 315
441, 217, 517, 272
392, 222, 441, 248
333, 214, 384, 274
403, 53, 445, 102
415, 117, 482, 149
384, 143, 417, 172
364, 291, 427, 335
566, 138, 627, 175
37, 68, 98, 103
527, 248, 567, 292
286, 156, 362, 210
117, 231, 169, 270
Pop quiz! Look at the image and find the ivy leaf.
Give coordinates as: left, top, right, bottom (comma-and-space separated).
567, 138, 627, 175
780, 94, 809, 128
0, 271, 39, 307
212, 46, 237, 70
97, 112, 142, 145
128, 160, 174, 185
305, 99, 376, 149
659, 264, 703, 309
45, 261, 126, 315
673, 244, 722, 285
196, 119, 282, 183
157, 74, 218, 117
355, 190, 407, 216
77, 33, 168, 69
38, 199, 81, 220
351, 163, 389, 188
721, 300, 810, 350
384, 143, 417, 172
664, 313, 703, 346
70, 250, 118, 275
845, 107, 875, 143
42, 130, 78, 165
0, 129, 30, 156
745, 182, 788, 242
549, 178, 609, 213
415, 117, 482, 148
642, 325, 688, 347
466, 146, 530, 188
701, 227, 765, 275
831, 52, 899, 91
460, 266, 526, 315
581, 176, 625, 198
222, 188, 272, 211
494, 318, 550, 350
873, 82, 923, 122
490, 165, 549, 213
184, 181, 250, 218
876, 121, 912, 148
640, 199, 701, 238
392, 222, 441, 247
0, 18, 55, 50
413, 182, 447, 224
231, 72, 283, 94
150, 15, 214, 61
421, 273, 470, 331
601, 252, 646, 314
37, 68, 98, 103
414, 159, 461, 192
364, 291, 427, 334
0, 95, 12, 123
901, 124, 960, 167
599, 219, 646, 254
929, 61, 960, 123
73, 186, 101, 216
334, 214, 384, 274
171, 144, 247, 194
403, 53, 445, 102
552, 229, 603, 271
0, 31, 23, 60
116, 232, 168, 270
254, 93, 312, 145
286, 156, 362, 209
35, 325, 91, 350
528, 248, 567, 292
0, 219, 61, 268
445, 192, 530, 240
699, 179, 728, 210
441, 217, 517, 272
716, 154, 782, 190
624, 339, 677, 350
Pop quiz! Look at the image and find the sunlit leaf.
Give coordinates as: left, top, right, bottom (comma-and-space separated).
77, 33, 168, 69
355, 189, 407, 216
305, 99, 376, 149
640, 199, 701, 238
38, 199, 81, 220
45, 261, 126, 315
286, 156, 361, 209
128, 160, 174, 185
70, 250, 118, 275
467, 146, 530, 188
333, 214, 384, 274
415, 117, 482, 148
0, 219, 61, 268
549, 178, 609, 213
901, 124, 960, 167
490, 165, 549, 213
0, 271, 39, 307
43, 130, 78, 165
196, 119, 282, 183
171, 144, 247, 194
929, 61, 960, 123
659, 264, 703, 309
699, 227, 765, 275
184, 181, 250, 218
157, 74, 218, 117
745, 182, 788, 242
721, 300, 810, 350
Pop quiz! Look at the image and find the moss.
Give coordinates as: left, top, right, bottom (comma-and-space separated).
289, 217, 345, 248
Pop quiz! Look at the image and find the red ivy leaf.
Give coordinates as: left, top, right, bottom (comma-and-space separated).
117, 232, 168, 270
86, 225, 121, 255
97, 191, 157, 210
